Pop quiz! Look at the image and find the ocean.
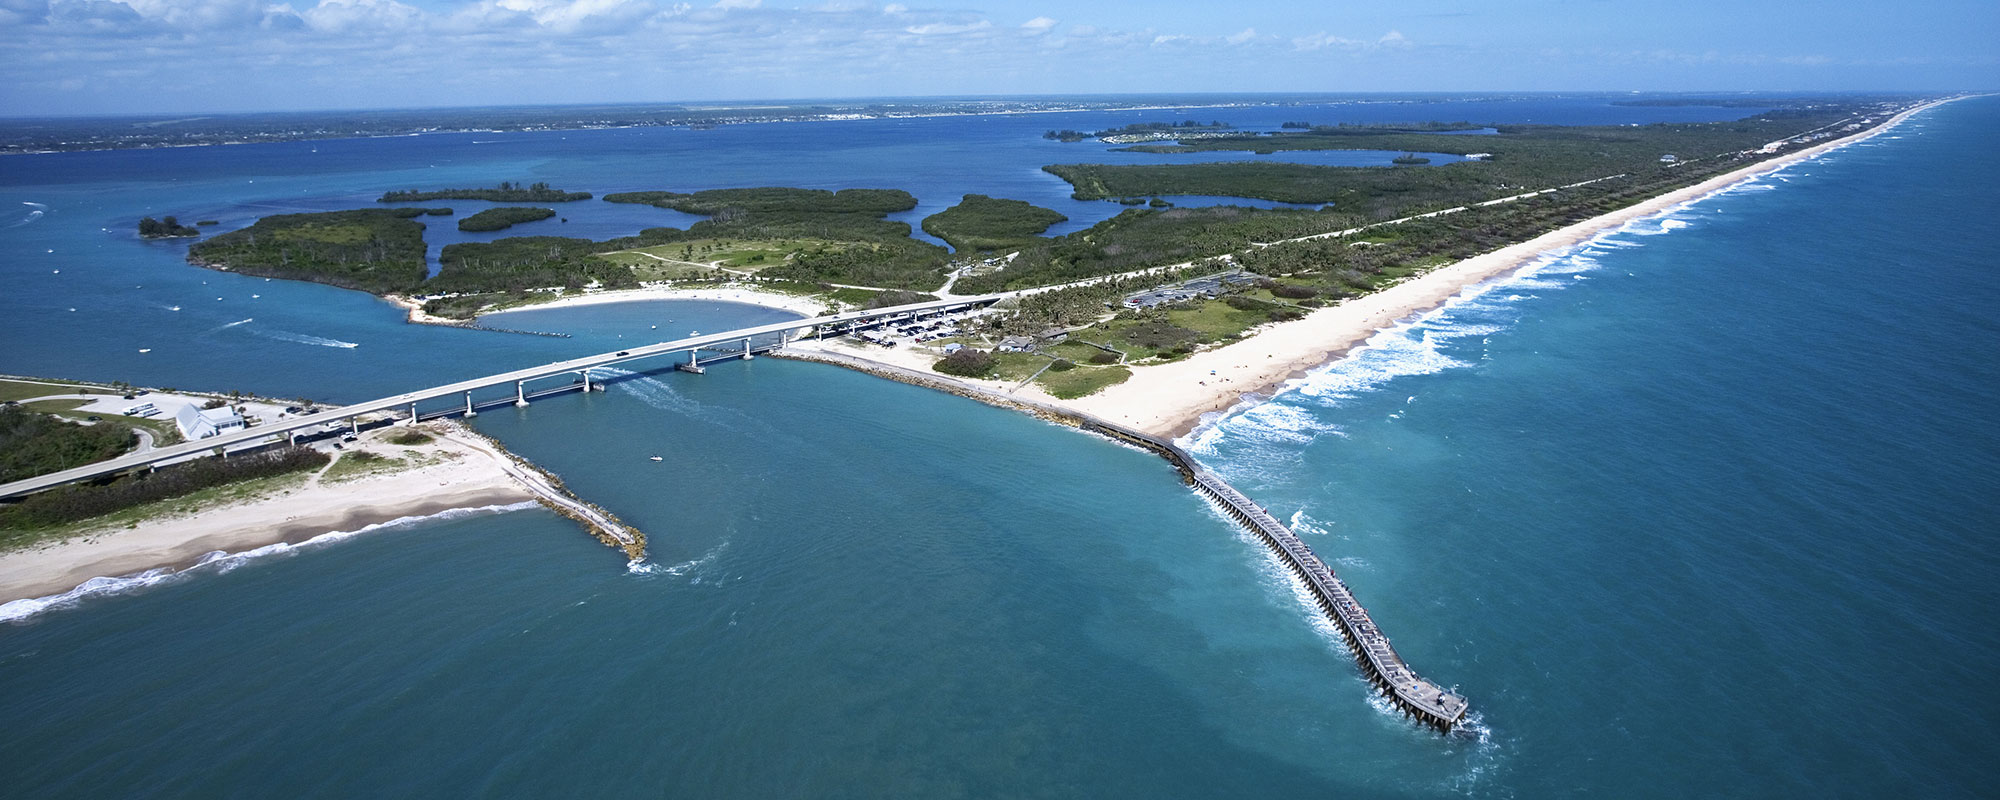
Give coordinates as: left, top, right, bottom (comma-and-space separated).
1, 96, 1994, 797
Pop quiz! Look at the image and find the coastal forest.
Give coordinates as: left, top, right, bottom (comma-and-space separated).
180, 99, 1898, 325
380, 182, 591, 203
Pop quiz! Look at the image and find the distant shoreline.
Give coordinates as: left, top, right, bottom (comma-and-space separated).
1059, 96, 1960, 440
0, 100, 1284, 157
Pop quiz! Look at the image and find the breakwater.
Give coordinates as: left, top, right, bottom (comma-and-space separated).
773, 347, 1468, 732
436, 421, 647, 560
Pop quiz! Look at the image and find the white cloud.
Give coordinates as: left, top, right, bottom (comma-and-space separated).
712, 0, 757, 8
302, 0, 423, 34
1225, 27, 1255, 46
904, 19, 987, 35
1378, 29, 1409, 48
1020, 15, 1054, 33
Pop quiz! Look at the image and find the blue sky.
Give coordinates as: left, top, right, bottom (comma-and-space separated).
2, 0, 1994, 115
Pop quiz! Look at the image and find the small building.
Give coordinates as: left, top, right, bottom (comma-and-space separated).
176, 405, 245, 440
1036, 327, 1069, 343
1659, 154, 1679, 163
997, 335, 1035, 353
942, 343, 965, 355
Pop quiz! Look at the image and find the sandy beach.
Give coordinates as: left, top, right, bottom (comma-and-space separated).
1063, 98, 1953, 439
0, 424, 534, 605
466, 284, 830, 322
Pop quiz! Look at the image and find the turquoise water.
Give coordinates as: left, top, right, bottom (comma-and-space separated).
2, 97, 1995, 796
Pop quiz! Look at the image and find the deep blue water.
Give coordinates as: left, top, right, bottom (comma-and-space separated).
2, 96, 1992, 797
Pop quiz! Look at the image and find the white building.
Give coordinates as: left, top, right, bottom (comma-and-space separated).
176, 405, 246, 440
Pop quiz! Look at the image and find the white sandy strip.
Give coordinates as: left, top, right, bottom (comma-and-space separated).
480, 285, 828, 319
1062, 98, 1957, 439
0, 431, 534, 606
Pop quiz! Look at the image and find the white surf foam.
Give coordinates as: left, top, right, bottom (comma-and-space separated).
262, 330, 360, 349
627, 540, 730, 580
0, 501, 536, 624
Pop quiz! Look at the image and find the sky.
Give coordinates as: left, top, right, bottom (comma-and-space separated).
2, 0, 1995, 116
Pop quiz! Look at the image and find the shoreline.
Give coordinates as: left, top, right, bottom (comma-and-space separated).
390, 284, 828, 327
0, 423, 536, 608
1062, 97, 1956, 440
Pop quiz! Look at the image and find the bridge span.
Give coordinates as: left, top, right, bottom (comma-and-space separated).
0, 295, 1000, 500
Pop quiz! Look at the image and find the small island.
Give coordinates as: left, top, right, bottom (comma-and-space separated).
187, 207, 443, 294
1391, 153, 1432, 165
137, 216, 201, 239
920, 194, 1066, 253
458, 206, 556, 232
379, 181, 591, 203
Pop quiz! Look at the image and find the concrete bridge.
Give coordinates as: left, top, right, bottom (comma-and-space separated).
0, 295, 999, 500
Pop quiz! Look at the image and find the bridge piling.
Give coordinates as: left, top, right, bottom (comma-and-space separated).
515, 381, 529, 407
464, 391, 476, 417
742, 338, 754, 360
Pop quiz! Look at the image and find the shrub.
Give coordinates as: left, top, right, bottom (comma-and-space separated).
0, 446, 329, 530
387, 430, 432, 446
1271, 283, 1319, 299
1088, 351, 1119, 365
1048, 359, 1076, 372
934, 348, 996, 378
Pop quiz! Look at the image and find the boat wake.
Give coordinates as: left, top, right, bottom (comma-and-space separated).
5, 201, 48, 229
261, 329, 360, 349
0, 501, 536, 624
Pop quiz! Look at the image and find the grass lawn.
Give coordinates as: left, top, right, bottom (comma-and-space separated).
1036, 365, 1132, 398
0, 378, 105, 404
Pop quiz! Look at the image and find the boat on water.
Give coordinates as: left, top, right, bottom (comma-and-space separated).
649, 456, 663, 462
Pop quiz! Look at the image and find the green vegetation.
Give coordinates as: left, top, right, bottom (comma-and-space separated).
1038, 364, 1131, 399
323, 450, 404, 482
934, 348, 996, 378
0, 446, 329, 535
1065, 111, 1854, 213
920, 195, 1066, 253
1392, 153, 1431, 165
605, 188, 949, 288
1043, 129, 1092, 142
1282, 120, 1483, 133
386, 429, 433, 445
861, 290, 939, 309
187, 208, 442, 294
429, 235, 640, 297
196, 220, 219, 226
138, 216, 201, 238
0, 378, 106, 404
0, 406, 136, 483
380, 181, 590, 203
458, 206, 557, 232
